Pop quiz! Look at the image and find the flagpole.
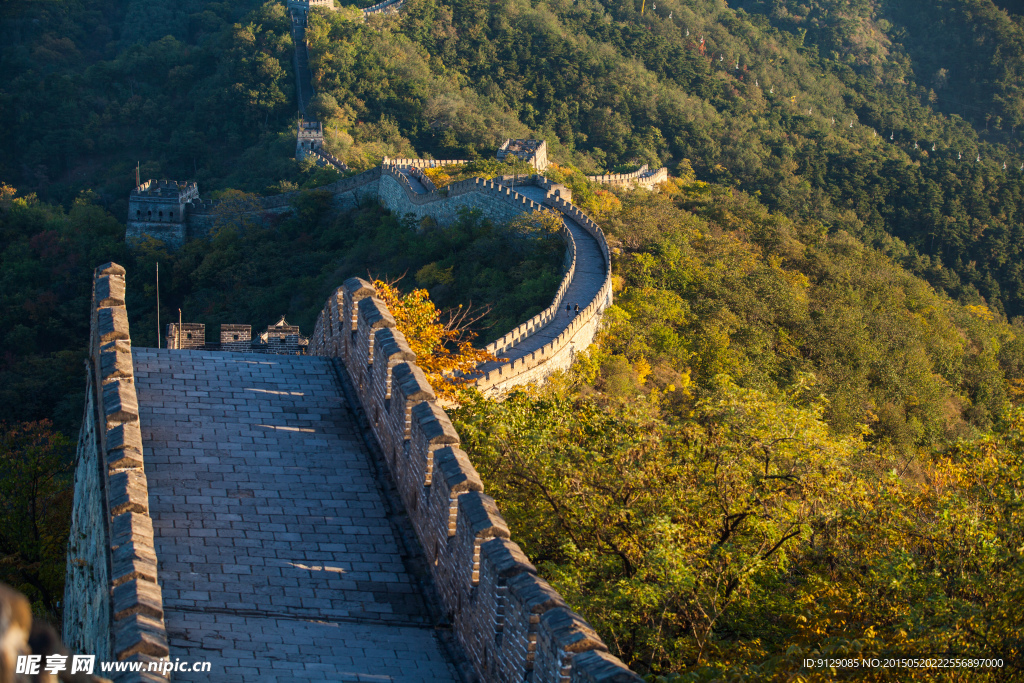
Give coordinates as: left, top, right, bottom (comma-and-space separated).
156, 262, 160, 349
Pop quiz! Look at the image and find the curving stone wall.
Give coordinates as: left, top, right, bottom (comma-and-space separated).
63, 263, 170, 682
587, 164, 669, 188
309, 279, 640, 682
129, 158, 614, 398
308, 146, 349, 171
382, 157, 470, 168
378, 168, 549, 226
362, 0, 404, 15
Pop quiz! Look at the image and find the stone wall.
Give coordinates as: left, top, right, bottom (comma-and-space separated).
309, 278, 640, 683
476, 193, 612, 394
220, 324, 252, 352
63, 368, 112, 663
65, 263, 170, 682
128, 162, 612, 395
586, 164, 669, 188
124, 220, 187, 250
129, 168, 383, 247
377, 169, 541, 226
484, 219, 576, 358
362, 0, 404, 15
165, 323, 205, 350
308, 146, 348, 172
382, 157, 470, 168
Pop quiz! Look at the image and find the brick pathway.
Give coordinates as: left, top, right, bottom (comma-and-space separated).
510, 184, 608, 359
133, 349, 458, 682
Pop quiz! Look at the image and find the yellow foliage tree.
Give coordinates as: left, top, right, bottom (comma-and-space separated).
372, 280, 497, 401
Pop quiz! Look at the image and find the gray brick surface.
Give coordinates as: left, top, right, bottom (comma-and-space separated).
133, 349, 458, 682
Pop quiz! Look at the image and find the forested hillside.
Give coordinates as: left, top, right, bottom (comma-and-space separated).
2, 0, 1024, 676
297, 0, 1024, 320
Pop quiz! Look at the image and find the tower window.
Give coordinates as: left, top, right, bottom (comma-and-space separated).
233, 334, 240, 341
186, 332, 192, 340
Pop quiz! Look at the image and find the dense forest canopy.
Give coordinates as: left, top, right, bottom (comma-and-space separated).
2, 0, 1024, 676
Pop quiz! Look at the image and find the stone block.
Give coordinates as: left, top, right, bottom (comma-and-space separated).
100, 340, 134, 382
480, 537, 536, 578
108, 470, 149, 516
95, 275, 127, 308
357, 296, 395, 329
540, 607, 606, 653
111, 542, 159, 586
570, 650, 643, 683
343, 277, 375, 298
458, 492, 510, 541
105, 422, 144, 471
97, 307, 130, 343
508, 572, 567, 614
113, 613, 169, 660
103, 381, 139, 424
112, 578, 164, 620
111, 512, 154, 549
411, 401, 460, 446
434, 447, 483, 495
96, 262, 127, 278
374, 327, 415, 363
392, 363, 434, 402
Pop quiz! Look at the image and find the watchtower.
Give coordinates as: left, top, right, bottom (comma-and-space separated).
497, 139, 549, 171
126, 179, 199, 249
258, 316, 308, 354
296, 119, 325, 160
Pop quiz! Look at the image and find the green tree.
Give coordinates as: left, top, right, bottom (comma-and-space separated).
0, 421, 73, 620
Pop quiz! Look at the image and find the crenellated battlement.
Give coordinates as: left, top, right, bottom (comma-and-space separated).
362, 0, 404, 15
587, 163, 669, 188
64, 264, 170, 682
308, 278, 639, 682
125, 157, 614, 397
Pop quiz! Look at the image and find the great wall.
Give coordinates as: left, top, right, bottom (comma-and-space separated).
55, 0, 672, 679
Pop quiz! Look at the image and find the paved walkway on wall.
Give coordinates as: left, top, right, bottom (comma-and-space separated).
291, 12, 314, 117
505, 184, 608, 359
133, 349, 459, 682
399, 174, 608, 367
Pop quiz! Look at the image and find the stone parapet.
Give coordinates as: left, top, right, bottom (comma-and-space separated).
586, 164, 669, 188
383, 157, 470, 168
65, 263, 169, 682
363, 0, 404, 15
309, 280, 639, 683
407, 166, 437, 192
308, 146, 349, 172
485, 221, 576, 357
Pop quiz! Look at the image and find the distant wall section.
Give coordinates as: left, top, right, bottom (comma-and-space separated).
309, 279, 639, 683
587, 164, 668, 188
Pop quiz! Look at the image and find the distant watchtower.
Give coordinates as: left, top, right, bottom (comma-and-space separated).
296, 119, 324, 160
126, 179, 199, 249
497, 139, 549, 171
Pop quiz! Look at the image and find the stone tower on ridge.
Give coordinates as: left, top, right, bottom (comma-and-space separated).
296, 119, 325, 160
497, 139, 549, 171
126, 179, 198, 249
